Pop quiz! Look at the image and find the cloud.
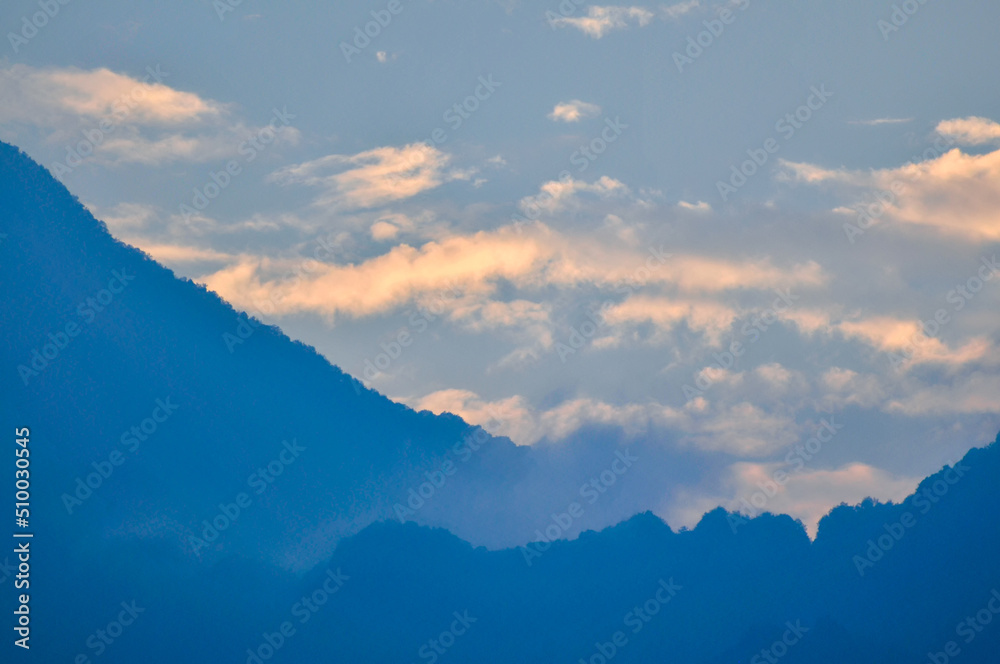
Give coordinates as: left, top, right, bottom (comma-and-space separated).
199, 225, 553, 320
518, 175, 631, 216
886, 373, 1000, 415
408, 387, 797, 457
936, 116, 1000, 146
0, 64, 298, 165
656, 256, 824, 293
848, 117, 914, 126
677, 200, 711, 212
549, 100, 602, 123
94, 202, 159, 233
550, 6, 655, 38
681, 401, 799, 457
371, 219, 401, 240
661, 0, 700, 19
835, 316, 992, 369
755, 362, 793, 387
95, 133, 249, 166
721, 461, 919, 537
409, 389, 686, 445
782, 128, 1000, 241
271, 143, 468, 209
197, 202, 824, 350
0, 64, 222, 127
601, 296, 739, 344
447, 298, 553, 336
818, 368, 886, 409
127, 243, 235, 263
777, 308, 994, 371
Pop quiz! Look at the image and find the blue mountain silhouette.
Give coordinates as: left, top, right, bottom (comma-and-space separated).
2, 140, 999, 662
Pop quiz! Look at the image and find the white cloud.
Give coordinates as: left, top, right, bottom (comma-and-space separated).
0, 64, 222, 127
271, 143, 468, 209
602, 296, 738, 344
409, 389, 687, 445
936, 116, 1000, 146
371, 219, 401, 240
518, 175, 631, 216
755, 362, 793, 387
681, 401, 800, 457
677, 200, 711, 212
549, 100, 602, 122
661, 0, 700, 19
0, 64, 298, 166
550, 6, 655, 38
199, 224, 553, 320
782, 129, 1000, 241
408, 387, 799, 458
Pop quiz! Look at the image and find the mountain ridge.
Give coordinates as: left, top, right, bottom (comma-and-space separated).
3, 138, 1000, 662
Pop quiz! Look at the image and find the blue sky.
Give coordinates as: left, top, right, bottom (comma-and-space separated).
3, 0, 1000, 533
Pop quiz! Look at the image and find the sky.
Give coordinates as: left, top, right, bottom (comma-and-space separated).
2, 0, 999, 534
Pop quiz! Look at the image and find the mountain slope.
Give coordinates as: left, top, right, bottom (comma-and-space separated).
4, 139, 1000, 662
0, 139, 531, 572
268, 438, 1000, 663
35, 437, 996, 663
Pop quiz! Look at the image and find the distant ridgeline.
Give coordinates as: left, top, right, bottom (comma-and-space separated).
2, 140, 999, 662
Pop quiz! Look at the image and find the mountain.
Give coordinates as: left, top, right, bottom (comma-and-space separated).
300, 440, 1000, 663
23, 437, 1000, 663
0, 138, 534, 570
0, 139, 704, 564
3, 139, 1000, 662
